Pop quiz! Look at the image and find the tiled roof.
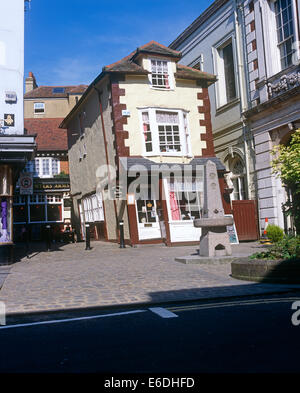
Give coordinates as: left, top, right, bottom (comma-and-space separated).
103, 41, 216, 84
24, 85, 88, 99
104, 40, 181, 73
136, 41, 181, 58
175, 64, 217, 84
24, 118, 67, 151
60, 41, 217, 128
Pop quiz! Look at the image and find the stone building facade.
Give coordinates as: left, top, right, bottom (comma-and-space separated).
170, 0, 300, 234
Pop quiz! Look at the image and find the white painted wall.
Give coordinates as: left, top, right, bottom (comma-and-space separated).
0, 0, 25, 135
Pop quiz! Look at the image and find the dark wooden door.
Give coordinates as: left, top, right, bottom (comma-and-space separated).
232, 200, 259, 241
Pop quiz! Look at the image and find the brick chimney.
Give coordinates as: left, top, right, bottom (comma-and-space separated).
25, 71, 38, 93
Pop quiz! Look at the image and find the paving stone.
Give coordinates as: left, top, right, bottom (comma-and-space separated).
0, 241, 299, 315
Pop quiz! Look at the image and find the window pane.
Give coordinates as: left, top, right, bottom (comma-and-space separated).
52, 159, 59, 175
13, 205, 27, 223
42, 159, 50, 176
223, 42, 237, 102
47, 204, 62, 221
30, 205, 46, 222
151, 60, 170, 88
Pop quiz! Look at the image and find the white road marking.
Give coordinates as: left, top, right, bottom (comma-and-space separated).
149, 307, 178, 318
0, 309, 147, 330
169, 297, 300, 313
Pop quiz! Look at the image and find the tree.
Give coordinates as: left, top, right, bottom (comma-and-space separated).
271, 129, 300, 234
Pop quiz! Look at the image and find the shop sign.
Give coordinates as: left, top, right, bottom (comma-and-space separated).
5, 91, 17, 103
33, 183, 69, 190
20, 173, 33, 195
4, 114, 15, 127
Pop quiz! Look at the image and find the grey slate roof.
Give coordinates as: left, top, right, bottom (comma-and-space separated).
120, 157, 226, 174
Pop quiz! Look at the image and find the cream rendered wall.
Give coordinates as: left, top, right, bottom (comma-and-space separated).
24, 98, 73, 118
119, 59, 207, 162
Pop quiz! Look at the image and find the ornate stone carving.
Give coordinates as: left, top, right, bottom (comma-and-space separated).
267, 72, 300, 98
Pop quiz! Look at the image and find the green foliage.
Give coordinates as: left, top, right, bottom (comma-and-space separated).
271, 129, 300, 234
53, 171, 69, 179
250, 235, 300, 261
266, 224, 284, 243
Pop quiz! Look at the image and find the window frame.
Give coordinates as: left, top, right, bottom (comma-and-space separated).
166, 178, 204, 223
148, 58, 174, 90
82, 193, 104, 223
34, 102, 45, 114
138, 107, 191, 157
13, 193, 64, 224
25, 158, 60, 178
213, 34, 239, 109
273, 0, 298, 70
265, 0, 299, 75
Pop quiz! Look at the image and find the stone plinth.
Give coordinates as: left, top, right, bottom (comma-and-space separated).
193, 160, 233, 257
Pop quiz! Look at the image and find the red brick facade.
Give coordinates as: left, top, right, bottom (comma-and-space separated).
197, 87, 215, 157
110, 78, 130, 161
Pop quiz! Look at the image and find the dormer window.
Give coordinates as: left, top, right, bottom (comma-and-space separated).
150, 59, 170, 89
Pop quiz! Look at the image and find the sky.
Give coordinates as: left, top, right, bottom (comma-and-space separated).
24, 0, 214, 87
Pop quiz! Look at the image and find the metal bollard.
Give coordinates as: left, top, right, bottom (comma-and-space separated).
119, 220, 125, 249
85, 224, 91, 250
46, 225, 51, 251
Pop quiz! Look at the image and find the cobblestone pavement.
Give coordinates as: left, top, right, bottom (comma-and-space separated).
0, 241, 299, 315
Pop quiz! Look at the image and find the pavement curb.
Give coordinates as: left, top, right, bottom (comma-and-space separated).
5, 286, 300, 318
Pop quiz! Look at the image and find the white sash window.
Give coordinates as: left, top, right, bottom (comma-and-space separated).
139, 108, 191, 156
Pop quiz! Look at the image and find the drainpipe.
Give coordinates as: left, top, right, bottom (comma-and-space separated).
234, 0, 251, 200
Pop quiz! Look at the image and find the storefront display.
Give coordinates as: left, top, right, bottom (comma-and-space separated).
0, 165, 13, 244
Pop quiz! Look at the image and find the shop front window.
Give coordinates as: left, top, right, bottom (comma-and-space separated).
0, 165, 13, 244
168, 179, 204, 221
47, 204, 62, 222
136, 200, 157, 224
15, 193, 63, 223
13, 196, 27, 223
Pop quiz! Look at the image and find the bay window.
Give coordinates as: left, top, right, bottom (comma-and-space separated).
140, 108, 191, 156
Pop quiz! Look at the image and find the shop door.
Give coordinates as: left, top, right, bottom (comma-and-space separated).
136, 199, 161, 240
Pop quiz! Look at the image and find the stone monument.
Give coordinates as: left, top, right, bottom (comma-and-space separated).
194, 160, 233, 257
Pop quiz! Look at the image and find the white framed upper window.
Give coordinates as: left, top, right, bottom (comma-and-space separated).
24, 158, 60, 178
82, 193, 104, 223
34, 102, 45, 114
266, 0, 299, 75
274, 0, 296, 69
139, 108, 191, 156
213, 37, 238, 108
149, 59, 173, 89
